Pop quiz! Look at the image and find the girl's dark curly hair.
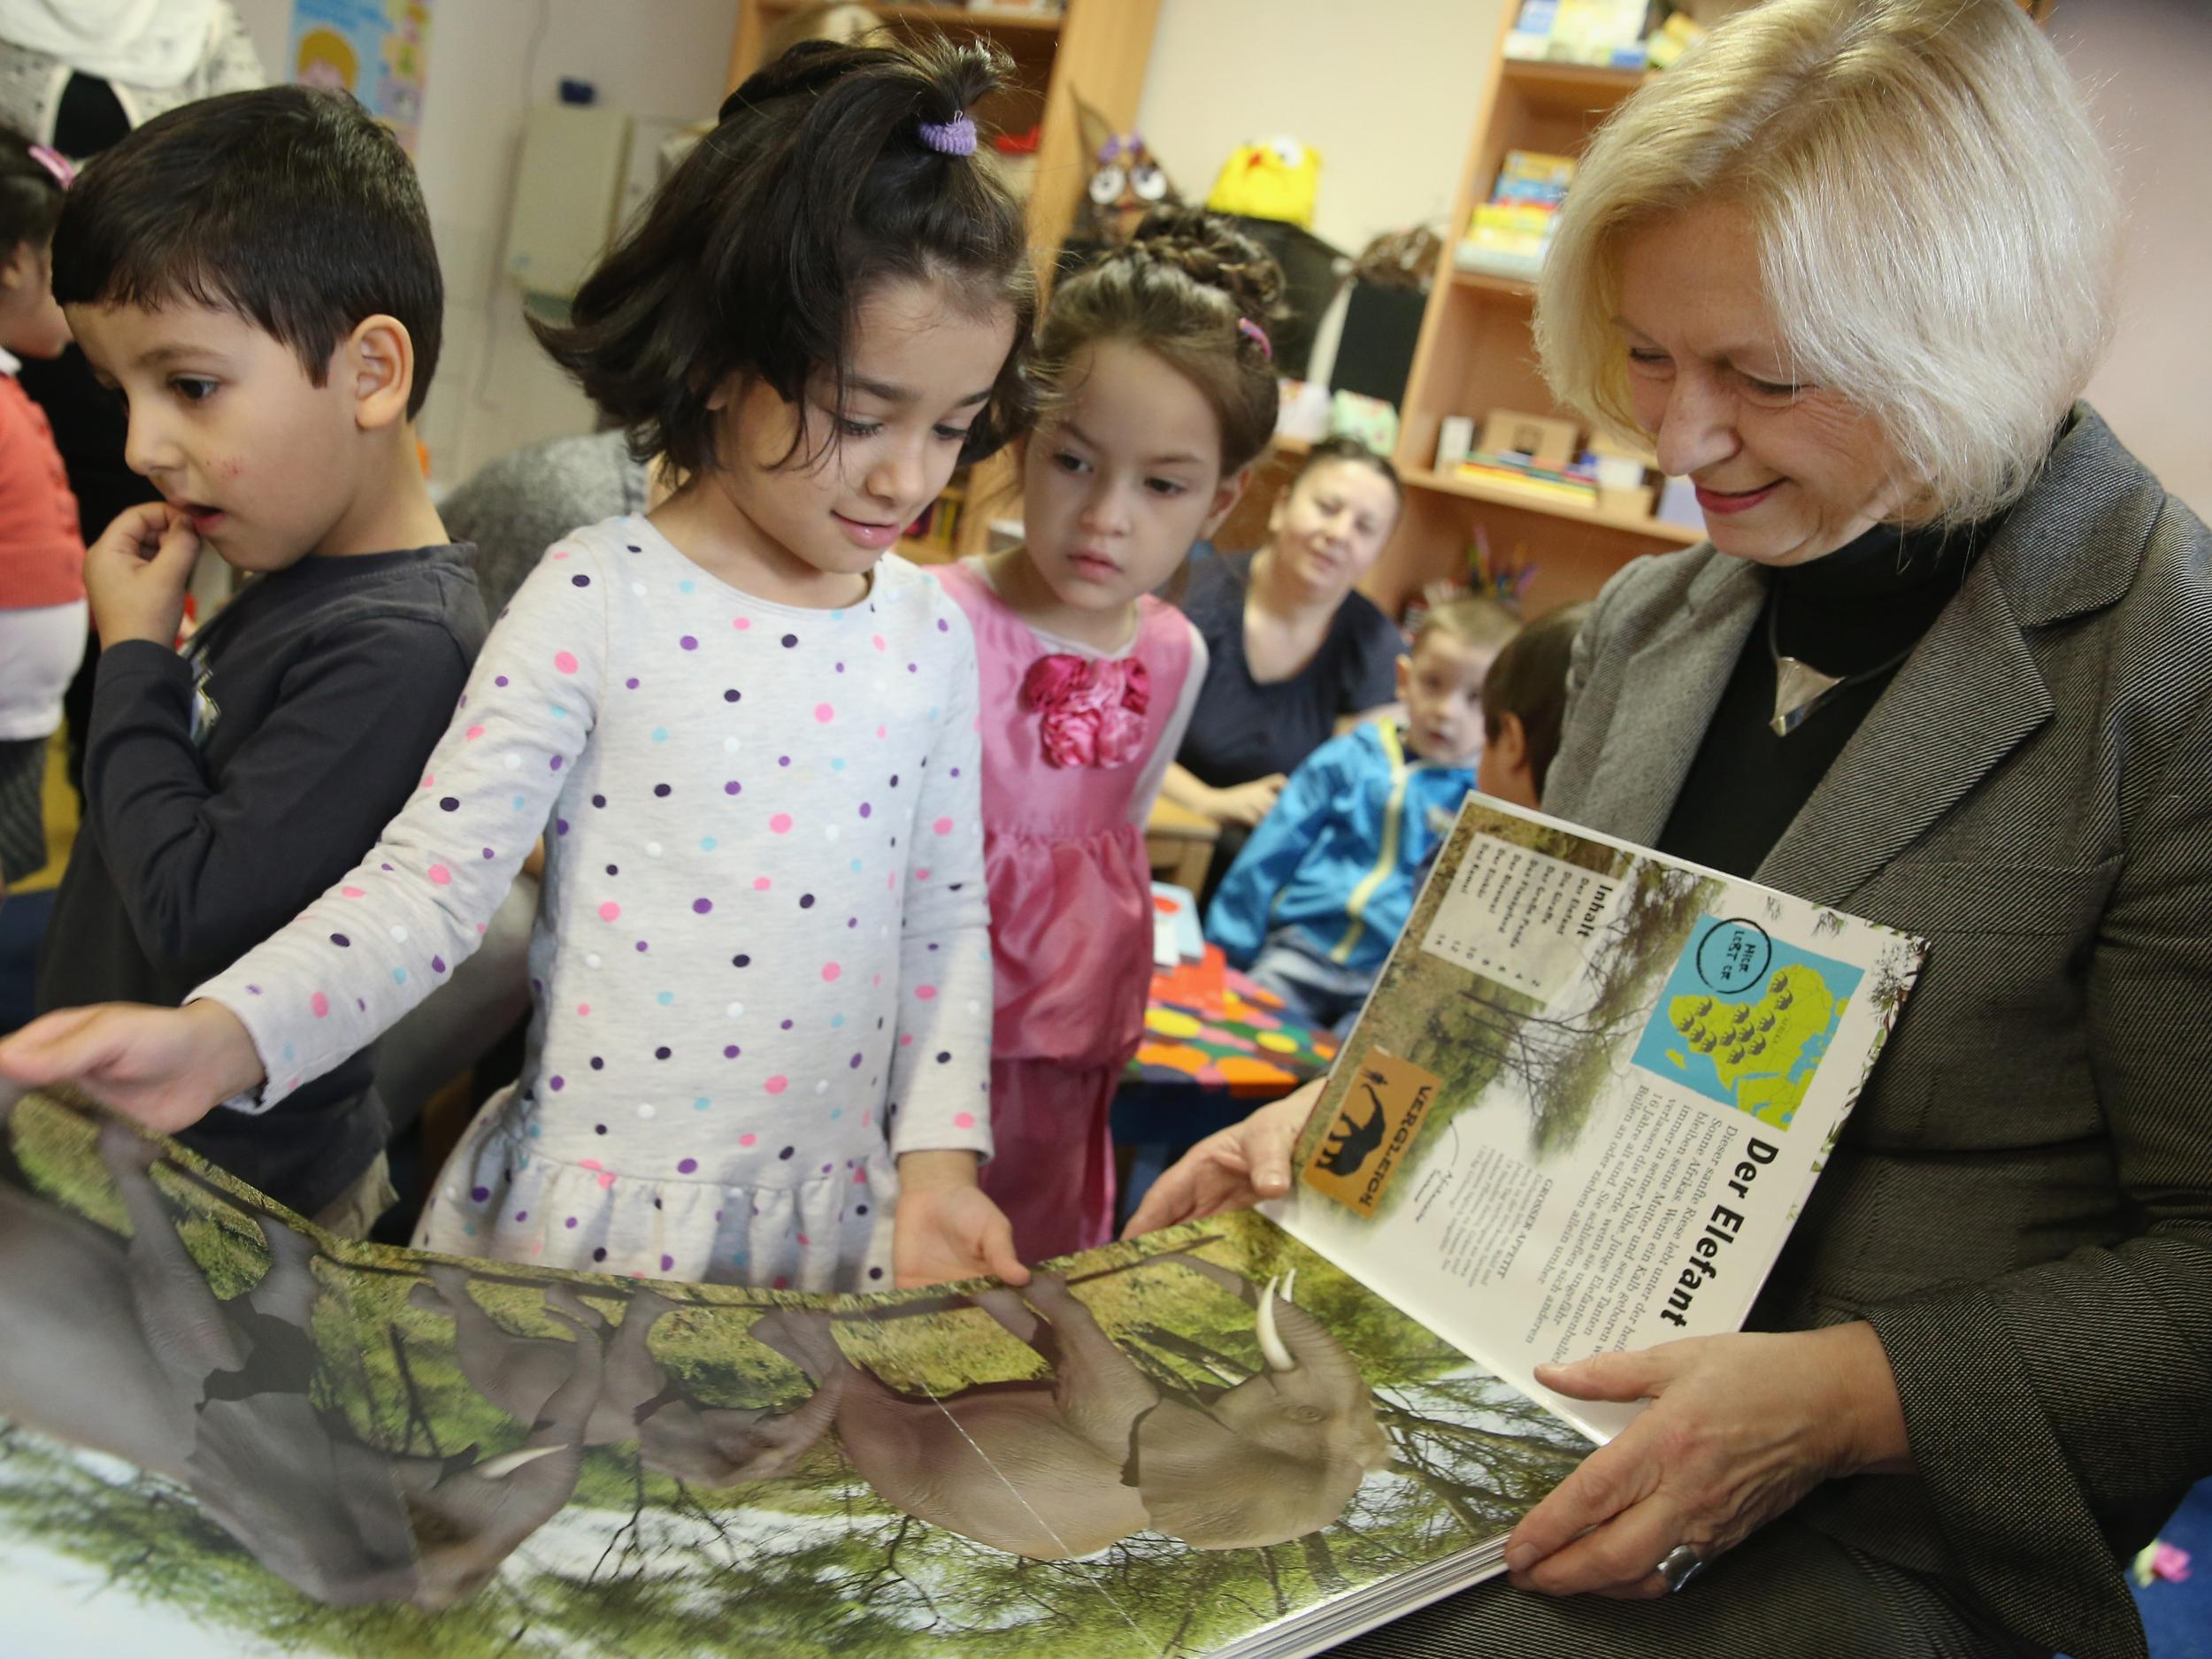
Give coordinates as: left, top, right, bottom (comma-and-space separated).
534, 35, 1037, 477
1033, 205, 1288, 476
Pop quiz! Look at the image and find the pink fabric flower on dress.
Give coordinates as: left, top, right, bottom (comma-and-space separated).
1021, 654, 1087, 710
1022, 653, 1152, 769
1041, 710, 1098, 769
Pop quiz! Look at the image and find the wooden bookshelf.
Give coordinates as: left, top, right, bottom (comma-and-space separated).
1406, 466, 1701, 543
1449, 270, 1536, 302
728, 1, 1161, 560
1371, 25, 1693, 620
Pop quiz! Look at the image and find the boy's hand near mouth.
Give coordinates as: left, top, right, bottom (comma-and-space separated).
84, 499, 201, 650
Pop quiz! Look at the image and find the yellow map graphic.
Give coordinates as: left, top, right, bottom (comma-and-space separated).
1662, 964, 1846, 1128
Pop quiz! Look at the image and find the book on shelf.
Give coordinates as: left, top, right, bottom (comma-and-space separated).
0, 799, 1924, 1658
1456, 449, 1602, 508
1504, 0, 1655, 70
898, 492, 963, 559
1646, 7, 1709, 69
1493, 148, 1578, 203
1455, 150, 1578, 281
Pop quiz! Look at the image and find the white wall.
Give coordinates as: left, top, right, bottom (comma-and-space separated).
229, 0, 736, 487
1137, 0, 1506, 384
1136, 0, 1503, 264
2049, 0, 2212, 519
227, 0, 1505, 480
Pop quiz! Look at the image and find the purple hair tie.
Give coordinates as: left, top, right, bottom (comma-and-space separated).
919, 111, 977, 157
27, 144, 74, 189
1237, 316, 1272, 361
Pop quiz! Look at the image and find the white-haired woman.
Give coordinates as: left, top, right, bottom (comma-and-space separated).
1125, 3, 2212, 1655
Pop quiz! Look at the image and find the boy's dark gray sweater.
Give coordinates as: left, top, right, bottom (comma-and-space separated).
38, 544, 485, 1214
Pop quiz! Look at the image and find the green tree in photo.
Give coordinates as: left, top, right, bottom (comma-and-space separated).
0, 1094, 1593, 1659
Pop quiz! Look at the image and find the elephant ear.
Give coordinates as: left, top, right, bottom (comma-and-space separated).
1131, 1397, 1364, 1551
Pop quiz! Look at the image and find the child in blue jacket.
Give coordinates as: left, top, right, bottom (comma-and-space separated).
1206, 597, 1585, 1034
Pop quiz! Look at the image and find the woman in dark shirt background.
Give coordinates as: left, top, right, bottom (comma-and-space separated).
1160, 437, 1404, 889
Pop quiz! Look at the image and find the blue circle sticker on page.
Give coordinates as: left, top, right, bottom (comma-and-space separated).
1695, 918, 1771, 995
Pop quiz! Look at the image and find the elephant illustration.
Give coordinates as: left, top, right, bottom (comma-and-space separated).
0, 1093, 596, 1610
760, 1256, 1392, 1561
1316, 1074, 1391, 1177
411, 1271, 844, 1487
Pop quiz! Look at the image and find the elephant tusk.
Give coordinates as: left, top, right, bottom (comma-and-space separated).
474, 1444, 566, 1479
1256, 1275, 1297, 1373
1282, 1267, 1298, 1305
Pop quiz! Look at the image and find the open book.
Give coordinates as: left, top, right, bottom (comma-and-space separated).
0, 801, 1922, 1658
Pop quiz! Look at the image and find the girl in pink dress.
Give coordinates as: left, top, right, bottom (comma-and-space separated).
938, 211, 1287, 1259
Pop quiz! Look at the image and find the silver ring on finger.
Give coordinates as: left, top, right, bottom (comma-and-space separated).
1655, 1544, 1706, 1594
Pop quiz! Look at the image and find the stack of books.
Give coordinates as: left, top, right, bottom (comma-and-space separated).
899, 492, 964, 560
1590, 433, 1660, 517
1646, 8, 1709, 69
1455, 150, 1576, 280
1504, 0, 1655, 69
1455, 449, 1601, 510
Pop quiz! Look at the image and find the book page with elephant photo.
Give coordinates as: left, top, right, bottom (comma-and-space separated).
0, 1082, 1594, 1659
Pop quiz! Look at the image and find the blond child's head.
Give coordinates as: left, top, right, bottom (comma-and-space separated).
1477, 602, 1588, 809
1398, 596, 1520, 767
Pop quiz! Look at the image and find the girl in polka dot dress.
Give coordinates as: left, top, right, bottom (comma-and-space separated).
938, 211, 1290, 1260
6, 40, 1039, 1294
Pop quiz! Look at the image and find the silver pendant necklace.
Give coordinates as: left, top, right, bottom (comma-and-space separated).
1767, 589, 1914, 738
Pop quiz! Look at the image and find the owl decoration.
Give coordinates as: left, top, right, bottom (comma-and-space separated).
1074, 94, 1179, 246
1205, 136, 1323, 231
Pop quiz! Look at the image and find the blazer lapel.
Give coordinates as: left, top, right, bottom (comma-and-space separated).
1757, 404, 2161, 905
1757, 541, 2053, 907
1575, 554, 1766, 844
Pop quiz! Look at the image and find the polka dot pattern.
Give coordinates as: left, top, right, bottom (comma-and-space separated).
202, 518, 994, 1294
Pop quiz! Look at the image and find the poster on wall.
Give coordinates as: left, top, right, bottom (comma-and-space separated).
289, 0, 433, 152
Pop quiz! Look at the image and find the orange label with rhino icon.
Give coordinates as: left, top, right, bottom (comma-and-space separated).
1301, 1048, 1441, 1217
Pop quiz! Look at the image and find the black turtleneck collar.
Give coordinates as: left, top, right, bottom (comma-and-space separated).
1771, 518, 1986, 678
1657, 511, 2001, 879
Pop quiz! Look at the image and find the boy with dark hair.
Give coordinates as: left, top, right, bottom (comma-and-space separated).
35, 87, 485, 1229
1471, 600, 1586, 812
1204, 596, 1520, 1036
